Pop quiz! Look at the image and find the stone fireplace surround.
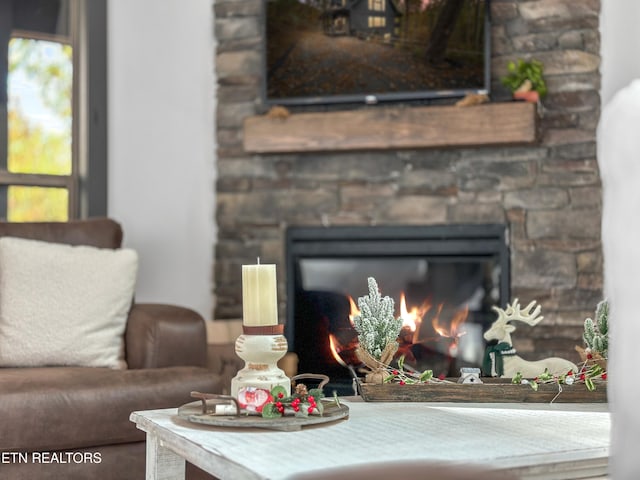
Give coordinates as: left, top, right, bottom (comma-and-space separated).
214, 0, 603, 363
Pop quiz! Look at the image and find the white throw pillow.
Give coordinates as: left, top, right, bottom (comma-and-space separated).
0, 237, 138, 369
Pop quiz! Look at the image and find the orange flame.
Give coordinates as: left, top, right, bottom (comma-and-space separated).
450, 306, 469, 339
347, 296, 360, 327
399, 293, 432, 345
399, 293, 431, 332
399, 293, 417, 331
328, 334, 347, 367
347, 290, 468, 359
431, 304, 447, 337
432, 304, 469, 339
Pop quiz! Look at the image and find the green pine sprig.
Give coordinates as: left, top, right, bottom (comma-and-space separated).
352, 277, 403, 360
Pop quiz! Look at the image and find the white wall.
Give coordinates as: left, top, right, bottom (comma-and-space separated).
107, 0, 216, 319
600, 2, 640, 106
599, 5, 640, 478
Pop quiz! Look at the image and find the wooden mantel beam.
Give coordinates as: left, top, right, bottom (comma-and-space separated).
243, 101, 538, 154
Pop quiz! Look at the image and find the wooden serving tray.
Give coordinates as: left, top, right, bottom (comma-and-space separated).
177, 400, 349, 432
358, 378, 607, 403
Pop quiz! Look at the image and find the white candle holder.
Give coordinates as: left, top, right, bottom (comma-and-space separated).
230, 325, 291, 413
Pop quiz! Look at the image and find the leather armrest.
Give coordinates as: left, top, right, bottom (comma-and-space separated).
125, 304, 207, 369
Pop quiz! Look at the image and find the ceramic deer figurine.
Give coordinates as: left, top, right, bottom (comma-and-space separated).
483, 299, 577, 378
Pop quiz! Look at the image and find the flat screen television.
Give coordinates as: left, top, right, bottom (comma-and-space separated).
264, 0, 491, 106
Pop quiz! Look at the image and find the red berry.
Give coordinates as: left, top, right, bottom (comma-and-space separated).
587, 353, 593, 359
275, 401, 282, 408
392, 370, 399, 375
399, 380, 406, 386
293, 406, 300, 412
307, 396, 315, 402
580, 373, 586, 381
567, 370, 574, 376
601, 373, 608, 380
438, 373, 446, 380
308, 406, 315, 413
278, 392, 284, 399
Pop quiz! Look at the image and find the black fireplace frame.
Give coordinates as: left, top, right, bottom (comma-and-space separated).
285, 224, 510, 353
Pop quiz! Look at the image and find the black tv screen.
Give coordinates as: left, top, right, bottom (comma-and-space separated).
265, 0, 490, 106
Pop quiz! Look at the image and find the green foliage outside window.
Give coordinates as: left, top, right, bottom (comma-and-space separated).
8, 186, 68, 222
7, 38, 72, 221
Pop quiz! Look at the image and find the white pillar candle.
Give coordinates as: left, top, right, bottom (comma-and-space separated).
242, 263, 278, 326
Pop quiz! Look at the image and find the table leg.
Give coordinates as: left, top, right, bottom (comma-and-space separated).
146, 434, 186, 480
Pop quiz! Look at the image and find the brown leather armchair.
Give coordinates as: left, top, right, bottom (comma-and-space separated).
0, 218, 219, 479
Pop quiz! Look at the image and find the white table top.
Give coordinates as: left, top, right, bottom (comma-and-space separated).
131, 400, 610, 480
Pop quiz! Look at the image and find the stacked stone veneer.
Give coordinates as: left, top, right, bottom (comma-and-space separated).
214, 0, 602, 361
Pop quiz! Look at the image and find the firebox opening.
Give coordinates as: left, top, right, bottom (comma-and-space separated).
285, 225, 510, 394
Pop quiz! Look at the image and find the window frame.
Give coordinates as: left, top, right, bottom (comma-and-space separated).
0, 0, 107, 221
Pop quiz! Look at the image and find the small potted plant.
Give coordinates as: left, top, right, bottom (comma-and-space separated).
575, 299, 608, 370
352, 277, 403, 384
501, 59, 548, 103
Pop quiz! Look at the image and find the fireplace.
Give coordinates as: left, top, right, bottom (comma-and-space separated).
214, 0, 603, 392
285, 224, 510, 393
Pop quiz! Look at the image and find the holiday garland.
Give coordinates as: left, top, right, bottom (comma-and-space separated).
260, 383, 326, 418
334, 278, 608, 403
512, 360, 607, 403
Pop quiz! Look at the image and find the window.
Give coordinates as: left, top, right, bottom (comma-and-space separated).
368, 16, 386, 28
0, 0, 106, 222
368, 0, 385, 12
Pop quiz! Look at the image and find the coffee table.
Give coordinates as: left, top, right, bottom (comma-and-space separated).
130, 400, 609, 479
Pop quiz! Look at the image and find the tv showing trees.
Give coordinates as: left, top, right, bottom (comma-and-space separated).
265, 0, 489, 106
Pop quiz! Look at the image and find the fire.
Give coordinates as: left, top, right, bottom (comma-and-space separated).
399, 293, 431, 332
398, 293, 432, 345
328, 333, 347, 367
340, 290, 469, 363
400, 293, 418, 331
432, 304, 468, 339
430, 304, 447, 337
350, 292, 431, 334
431, 304, 469, 357
347, 295, 359, 326
450, 306, 469, 339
